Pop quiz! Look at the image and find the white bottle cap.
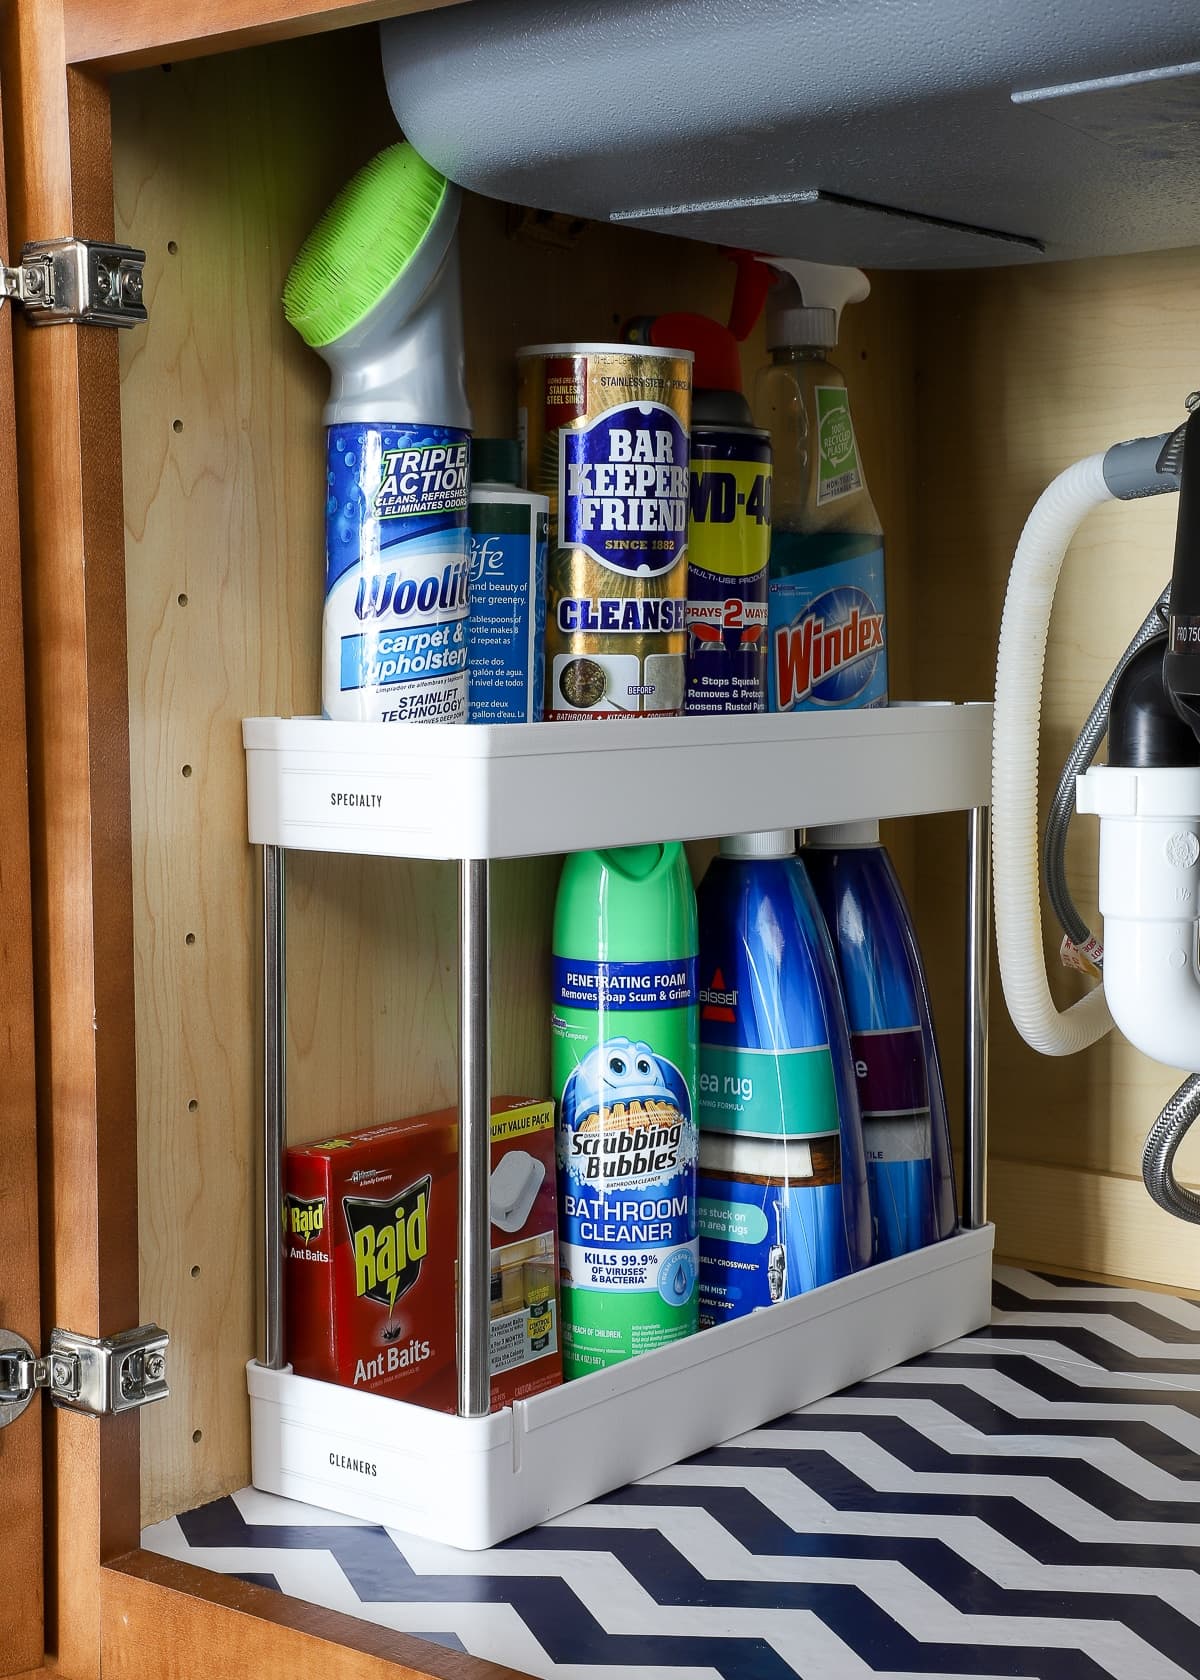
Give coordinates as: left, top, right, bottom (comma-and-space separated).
805, 819, 881, 847
761, 260, 870, 352
719, 830, 797, 858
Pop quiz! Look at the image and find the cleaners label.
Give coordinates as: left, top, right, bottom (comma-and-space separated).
552, 956, 698, 1374
323, 422, 471, 724
767, 541, 888, 711
685, 427, 772, 715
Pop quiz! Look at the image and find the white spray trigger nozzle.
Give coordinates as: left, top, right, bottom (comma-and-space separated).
760, 258, 870, 350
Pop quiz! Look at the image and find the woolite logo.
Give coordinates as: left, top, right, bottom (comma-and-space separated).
285, 1194, 326, 1246
773, 585, 884, 709
561, 403, 688, 577
342, 1176, 430, 1309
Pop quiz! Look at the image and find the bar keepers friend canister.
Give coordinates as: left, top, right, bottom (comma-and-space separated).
518, 344, 692, 719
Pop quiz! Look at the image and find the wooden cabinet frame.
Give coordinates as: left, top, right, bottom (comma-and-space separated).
1, 2, 522, 1675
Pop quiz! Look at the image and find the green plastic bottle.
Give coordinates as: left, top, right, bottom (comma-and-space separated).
552, 843, 699, 1378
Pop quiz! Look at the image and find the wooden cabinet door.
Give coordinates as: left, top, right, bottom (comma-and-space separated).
0, 4, 520, 1676
0, 48, 44, 1677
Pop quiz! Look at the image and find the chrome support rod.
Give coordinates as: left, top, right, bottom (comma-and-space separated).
458, 859, 492, 1418
963, 806, 990, 1229
262, 845, 288, 1369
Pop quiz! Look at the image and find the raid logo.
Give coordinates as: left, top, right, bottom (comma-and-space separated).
285, 1194, 326, 1246
343, 1176, 431, 1309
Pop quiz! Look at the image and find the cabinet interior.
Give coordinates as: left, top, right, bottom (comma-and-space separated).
110, 21, 1200, 1530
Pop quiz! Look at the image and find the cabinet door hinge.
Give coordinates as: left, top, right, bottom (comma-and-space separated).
0, 1324, 169, 1424
0, 239, 147, 328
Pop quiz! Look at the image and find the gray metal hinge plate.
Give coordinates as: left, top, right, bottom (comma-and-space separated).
0, 1323, 168, 1424
0, 238, 146, 327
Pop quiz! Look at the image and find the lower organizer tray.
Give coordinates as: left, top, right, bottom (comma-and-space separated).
248, 1223, 993, 1549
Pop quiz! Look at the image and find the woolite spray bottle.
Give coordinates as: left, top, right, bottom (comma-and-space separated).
552, 844, 699, 1376
282, 143, 472, 723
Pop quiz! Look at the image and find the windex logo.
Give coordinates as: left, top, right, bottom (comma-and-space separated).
773, 586, 884, 710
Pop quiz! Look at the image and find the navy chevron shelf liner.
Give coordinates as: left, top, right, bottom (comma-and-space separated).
143, 1267, 1200, 1679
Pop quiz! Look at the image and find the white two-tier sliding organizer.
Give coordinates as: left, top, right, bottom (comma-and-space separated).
242, 704, 995, 1549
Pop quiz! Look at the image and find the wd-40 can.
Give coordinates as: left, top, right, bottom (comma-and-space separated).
323, 422, 471, 723
517, 344, 692, 720
686, 425, 772, 713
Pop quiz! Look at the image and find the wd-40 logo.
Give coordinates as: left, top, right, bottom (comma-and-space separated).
285, 1194, 326, 1246
342, 1176, 431, 1309
700, 969, 738, 1023
773, 586, 884, 709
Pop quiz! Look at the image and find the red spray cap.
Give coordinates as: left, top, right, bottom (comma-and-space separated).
721, 247, 775, 343
638, 310, 744, 393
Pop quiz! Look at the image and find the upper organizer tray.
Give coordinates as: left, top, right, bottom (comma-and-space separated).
242, 704, 991, 860
382, 0, 1200, 268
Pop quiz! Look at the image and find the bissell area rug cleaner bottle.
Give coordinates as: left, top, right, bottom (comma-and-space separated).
696, 831, 871, 1325
552, 844, 699, 1377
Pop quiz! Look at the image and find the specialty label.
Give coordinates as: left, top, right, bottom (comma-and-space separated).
767, 542, 888, 711
323, 423, 471, 724
686, 428, 772, 715
814, 387, 864, 505
552, 956, 698, 1374
467, 498, 548, 723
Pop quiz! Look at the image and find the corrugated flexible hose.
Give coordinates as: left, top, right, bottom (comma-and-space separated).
992, 454, 1116, 1055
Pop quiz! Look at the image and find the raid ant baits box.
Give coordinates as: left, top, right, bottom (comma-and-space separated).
284, 1096, 561, 1412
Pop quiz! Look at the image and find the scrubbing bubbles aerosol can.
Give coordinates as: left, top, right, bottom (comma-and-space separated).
283, 142, 472, 723
757, 260, 887, 713
552, 844, 699, 1377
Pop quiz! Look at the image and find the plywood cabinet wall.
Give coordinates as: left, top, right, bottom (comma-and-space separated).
911, 249, 1200, 1289
112, 18, 1197, 1529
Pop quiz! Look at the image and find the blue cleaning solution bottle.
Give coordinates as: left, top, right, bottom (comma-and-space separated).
803, 821, 957, 1260
696, 830, 871, 1327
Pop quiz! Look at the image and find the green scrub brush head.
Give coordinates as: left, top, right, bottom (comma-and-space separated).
283, 142, 448, 350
